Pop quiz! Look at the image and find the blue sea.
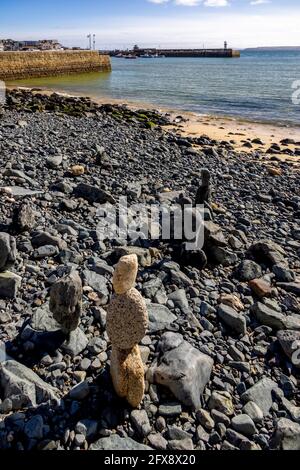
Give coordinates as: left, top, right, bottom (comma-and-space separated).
8, 50, 300, 125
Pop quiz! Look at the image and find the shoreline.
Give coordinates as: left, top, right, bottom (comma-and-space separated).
6, 84, 300, 164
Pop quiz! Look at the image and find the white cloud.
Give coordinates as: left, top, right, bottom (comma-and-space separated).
250, 0, 271, 5
175, 0, 202, 5
204, 0, 229, 6
148, 0, 229, 6
148, 0, 169, 3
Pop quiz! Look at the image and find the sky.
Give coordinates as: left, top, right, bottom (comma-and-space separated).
0, 0, 299, 49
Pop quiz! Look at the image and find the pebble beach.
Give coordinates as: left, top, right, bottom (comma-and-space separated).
0, 88, 300, 451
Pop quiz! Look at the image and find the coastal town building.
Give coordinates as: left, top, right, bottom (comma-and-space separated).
0, 39, 63, 51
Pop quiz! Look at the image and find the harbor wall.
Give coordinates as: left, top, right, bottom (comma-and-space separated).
0, 50, 111, 80
108, 48, 240, 58
144, 49, 240, 58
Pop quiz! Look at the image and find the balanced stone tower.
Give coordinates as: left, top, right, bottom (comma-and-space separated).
195, 168, 213, 221
195, 168, 212, 206
0, 233, 21, 299
107, 254, 148, 408
49, 271, 83, 335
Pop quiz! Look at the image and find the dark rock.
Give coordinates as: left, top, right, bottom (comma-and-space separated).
248, 239, 287, 266
33, 245, 59, 259
217, 304, 246, 335
73, 183, 116, 204
241, 378, 281, 416
62, 328, 88, 357
24, 415, 44, 440
90, 435, 151, 450
0, 360, 59, 409
69, 381, 90, 400
0, 272, 21, 299
130, 410, 151, 437
0, 233, 17, 271
252, 302, 300, 330
231, 414, 257, 436
277, 330, 300, 367
276, 282, 300, 296
82, 269, 109, 300
31, 231, 65, 250
46, 155, 63, 169
273, 265, 296, 283
148, 304, 177, 333
272, 418, 300, 450
113, 246, 152, 267
168, 289, 189, 310
195, 169, 211, 205
12, 202, 35, 232
236, 260, 262, 282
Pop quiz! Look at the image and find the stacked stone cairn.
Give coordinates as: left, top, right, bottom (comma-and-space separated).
49, 271, 83, 335
107, 254, 149, 408
0, 233, 21, 299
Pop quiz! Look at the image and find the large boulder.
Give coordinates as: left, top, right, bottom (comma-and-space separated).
0, 233, 17, 271
148, 304, 177, 333
148, 334, 213, 409
0, 272, 21, 299
73, 183, 116, 204
272, 418, 300, 450
252, 302, 300, 331
277, 330, 300, 367
31, 231, 66, 250
217, 304, 247, 336
0, 360, 59, 410
23, 304, 88, 357
90, 434, 152, 450
248, 239, 287, 266
241, 378, 281, 416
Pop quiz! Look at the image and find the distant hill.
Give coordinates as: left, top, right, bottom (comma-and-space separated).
244, 47, 300, 51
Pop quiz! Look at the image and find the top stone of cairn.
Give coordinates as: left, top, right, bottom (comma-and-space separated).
112, 254, 138, 294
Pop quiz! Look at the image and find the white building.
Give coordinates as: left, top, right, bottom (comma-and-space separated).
0, 39, 64, 51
